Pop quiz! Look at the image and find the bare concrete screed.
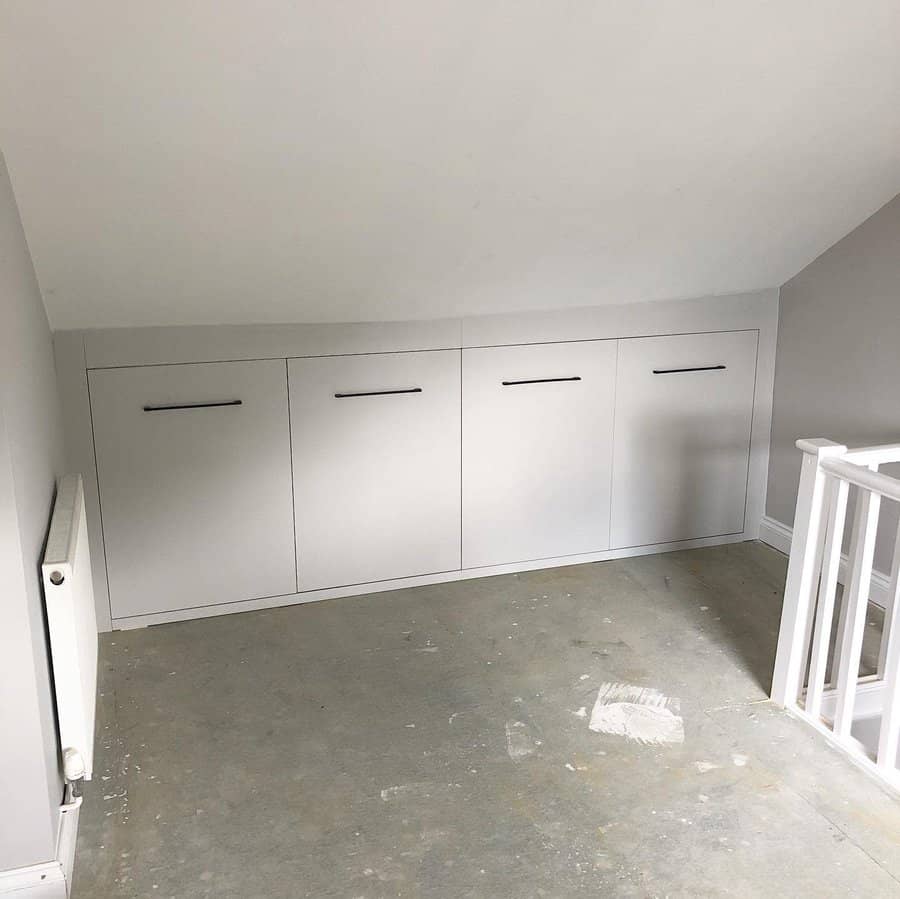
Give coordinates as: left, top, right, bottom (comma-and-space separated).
73, 543, 900, 898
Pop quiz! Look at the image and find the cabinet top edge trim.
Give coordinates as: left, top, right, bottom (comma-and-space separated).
77, 292, 776, 369
462, 327, 759, 351
86, 347, 460, 372
83, 328, 761, 371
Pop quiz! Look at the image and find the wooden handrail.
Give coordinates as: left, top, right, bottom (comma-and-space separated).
820, 458, 900, 504
844, 443, 900, 467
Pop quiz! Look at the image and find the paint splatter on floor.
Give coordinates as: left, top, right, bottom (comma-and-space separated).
588, 683, 684, 745
505, 720, 536, 759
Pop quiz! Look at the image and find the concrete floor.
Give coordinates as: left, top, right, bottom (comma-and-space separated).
73, 542, 900, 898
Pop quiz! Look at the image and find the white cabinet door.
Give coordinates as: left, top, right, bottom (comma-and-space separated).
610, 330, 758, 549
289, 351, 461, 590
89, 360, 296, 619
462, 341, 616, 568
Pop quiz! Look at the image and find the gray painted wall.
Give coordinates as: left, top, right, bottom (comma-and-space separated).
767, 193, 900, 574
0, 152, 65, 869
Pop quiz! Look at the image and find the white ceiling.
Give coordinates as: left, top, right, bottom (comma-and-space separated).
2, 2, 899, 330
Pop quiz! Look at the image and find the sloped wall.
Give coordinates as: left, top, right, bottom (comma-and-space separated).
0, 152, 65, 869
767, 193, 900, 574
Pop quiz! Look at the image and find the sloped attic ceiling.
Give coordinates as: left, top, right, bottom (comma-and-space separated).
1, 2, 899, 330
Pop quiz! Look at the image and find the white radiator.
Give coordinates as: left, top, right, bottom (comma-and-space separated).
42, 474, 98, 781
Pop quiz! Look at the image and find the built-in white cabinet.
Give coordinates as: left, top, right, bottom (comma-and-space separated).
289, 351, 462, 590
462, 341, 616, 568
610, 330, 758, 549
89, 360, 297, 619
83, 320, 767, 624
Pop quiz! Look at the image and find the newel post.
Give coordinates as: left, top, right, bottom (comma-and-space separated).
770, 438, 847, 707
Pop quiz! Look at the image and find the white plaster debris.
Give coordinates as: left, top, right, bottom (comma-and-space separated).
380, 782, 460, 802
380, 784, 428, 801
565, 763, 576, 771
695, 761, 720, 773
579, 674, 591, 681
732, 753, 749, 767
573, 706, 588, 718
588, 683, 684, 745
505, 720, 536, 760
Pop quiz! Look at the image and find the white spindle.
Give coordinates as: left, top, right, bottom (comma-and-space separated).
833, 482, 881, 738
799, 494, 830, 690
876, 523, 900, 770
831, 573, 849, 691
806, 476, 849, 719
877, 506, 895, 678
879, 581, 895, 677
771, 439, 846, 707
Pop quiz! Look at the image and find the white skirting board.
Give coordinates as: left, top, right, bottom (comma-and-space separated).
112, 530, 752, 629
0, 803, 79, 898
759, 515, 891, 610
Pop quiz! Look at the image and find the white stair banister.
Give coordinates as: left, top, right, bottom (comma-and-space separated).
771, 439, 847, 708
771, 437, 900, 792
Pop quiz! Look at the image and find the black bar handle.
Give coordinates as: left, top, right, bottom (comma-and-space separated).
143, 399, 243, 412
652, 365, 726, 375
334, 387, 423, 399
501, 376, 582, 386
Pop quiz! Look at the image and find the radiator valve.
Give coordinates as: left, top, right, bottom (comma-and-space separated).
63, 747, 85, 799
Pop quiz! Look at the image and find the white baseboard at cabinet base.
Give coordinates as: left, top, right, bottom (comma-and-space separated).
56, 803, 79, 896
0, 798, 81, 898
0, 800, 78, 898
112, 530, 752, 630
759, 515, 890, 610
0, 863, 66, 898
